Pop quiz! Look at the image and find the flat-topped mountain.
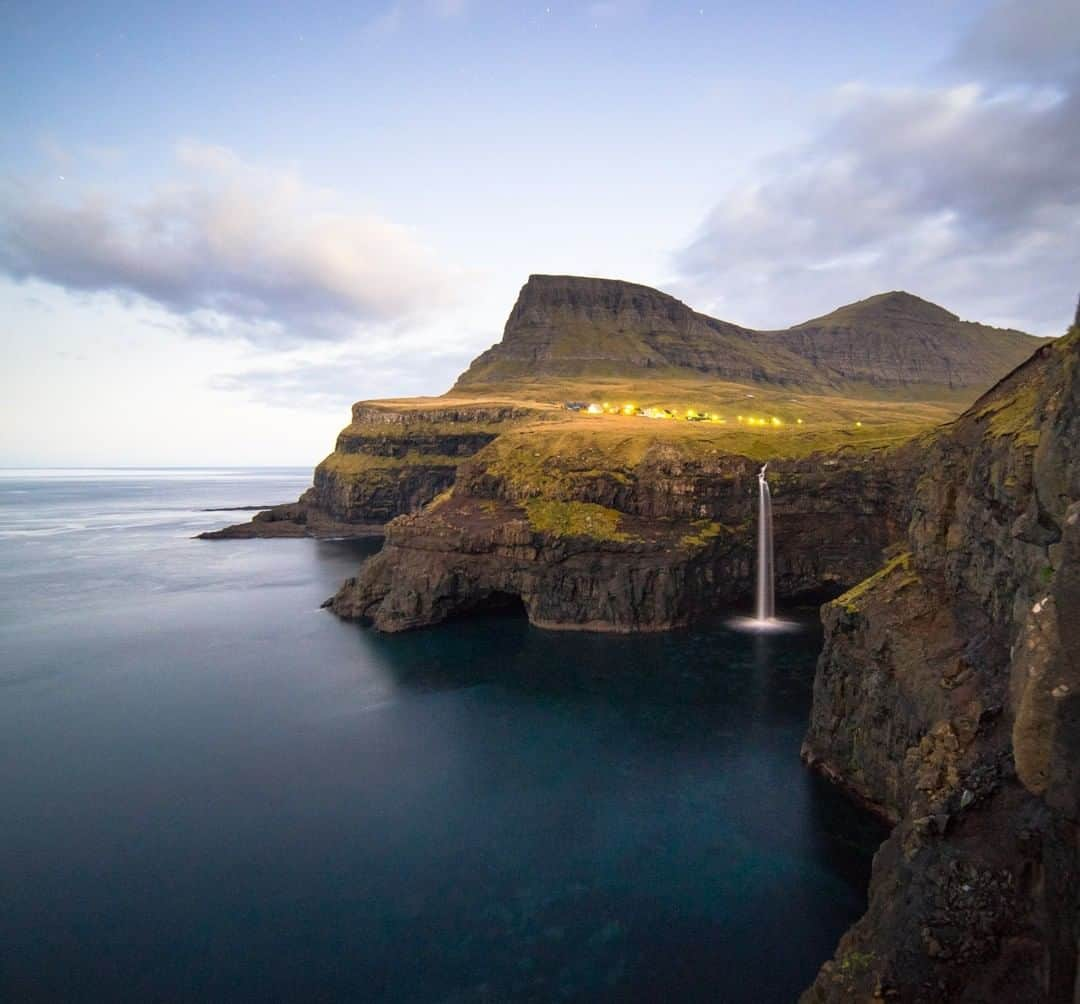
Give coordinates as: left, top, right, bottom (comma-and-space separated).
454, 274, 809, 387
454, 275, 1048, 395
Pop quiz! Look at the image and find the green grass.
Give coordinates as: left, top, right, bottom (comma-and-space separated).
680, 519, 729, 550
425, 489, 454, 512
471, 403, 930, 500
835, 551, 917, 613
317, 451, 463, 475
976, 380, 1041, 439
524, 499, 636, 542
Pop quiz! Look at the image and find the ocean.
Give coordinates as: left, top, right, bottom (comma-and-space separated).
0, 469, 883, 1003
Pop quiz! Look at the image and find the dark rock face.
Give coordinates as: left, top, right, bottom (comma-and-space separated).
198, 489, 381, 540
329, 445, 919, 632
800, 327, 1080, 1002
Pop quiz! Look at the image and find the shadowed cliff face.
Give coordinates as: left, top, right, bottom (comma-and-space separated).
800, 323, 1079, 1002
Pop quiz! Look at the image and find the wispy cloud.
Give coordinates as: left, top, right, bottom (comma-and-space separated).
673, 0, 1080, 334
0, 142, 456, 347
212, 340, 474, 410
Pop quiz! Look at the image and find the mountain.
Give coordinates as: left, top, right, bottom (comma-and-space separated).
453, 274, 812, 387
768, 290, 1047, 389
454, 275, 1049, 395
202, 275, 1052, 543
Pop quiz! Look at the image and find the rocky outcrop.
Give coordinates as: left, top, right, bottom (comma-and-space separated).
800, 323, 1080, 1002
199, 400, 541, 539
329, 442, 920, 632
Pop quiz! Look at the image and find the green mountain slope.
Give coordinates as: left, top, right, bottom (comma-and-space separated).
454, 275, 1050, 398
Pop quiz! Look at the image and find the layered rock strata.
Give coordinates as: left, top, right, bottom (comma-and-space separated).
199, 401, 540, 539
800, 322, 1079, 1002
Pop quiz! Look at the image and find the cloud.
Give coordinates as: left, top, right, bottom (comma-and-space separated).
0, 142, 455, 346
953, 0, 1080, 84
213, 340, 474, 410
673, 0, 1080, 334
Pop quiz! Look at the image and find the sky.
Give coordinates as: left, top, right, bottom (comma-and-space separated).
1, 0, 1077, 466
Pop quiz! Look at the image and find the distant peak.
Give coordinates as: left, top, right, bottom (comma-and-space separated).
799, 290, 959, 328
867, 290, 957, 317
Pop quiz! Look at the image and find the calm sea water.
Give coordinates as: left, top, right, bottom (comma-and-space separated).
0, 469, 883, 1003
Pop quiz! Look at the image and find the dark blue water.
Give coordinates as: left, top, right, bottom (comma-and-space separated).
0, 470, 884, 1003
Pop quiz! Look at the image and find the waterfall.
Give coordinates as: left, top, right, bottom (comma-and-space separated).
755, 464, 775, 621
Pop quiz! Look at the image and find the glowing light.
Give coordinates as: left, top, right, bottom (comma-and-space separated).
622, 403, 636, 415
797, 418, 803, 425
770, 416, 781, 426
855, 420, 863, 427
586, 403, 603, 415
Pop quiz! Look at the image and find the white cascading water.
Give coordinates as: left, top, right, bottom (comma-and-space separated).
755, 464, 775, 621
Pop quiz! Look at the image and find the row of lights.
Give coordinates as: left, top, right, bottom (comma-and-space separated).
579, 403, 865, 429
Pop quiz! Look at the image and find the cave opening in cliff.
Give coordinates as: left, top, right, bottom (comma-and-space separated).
456, 590, 528, 620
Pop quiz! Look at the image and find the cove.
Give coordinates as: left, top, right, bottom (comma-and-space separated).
0, 471, 885, 1003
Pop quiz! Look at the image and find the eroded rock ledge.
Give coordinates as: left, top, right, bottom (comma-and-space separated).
800, 325, 1079, 1002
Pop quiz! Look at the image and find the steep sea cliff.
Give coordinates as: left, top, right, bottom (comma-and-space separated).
800, 322, 1079, 1001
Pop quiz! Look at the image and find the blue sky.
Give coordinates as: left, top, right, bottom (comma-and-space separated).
2, 0, 1077, 465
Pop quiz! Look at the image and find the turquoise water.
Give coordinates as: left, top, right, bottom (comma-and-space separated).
0, 470, 883, 1002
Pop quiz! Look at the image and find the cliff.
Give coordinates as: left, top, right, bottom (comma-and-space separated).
800, 320, 1079, 1001
198, 399, 548, 539
329, 434, 919, 631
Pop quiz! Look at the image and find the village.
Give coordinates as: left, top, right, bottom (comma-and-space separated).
562, 401, 820, 428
